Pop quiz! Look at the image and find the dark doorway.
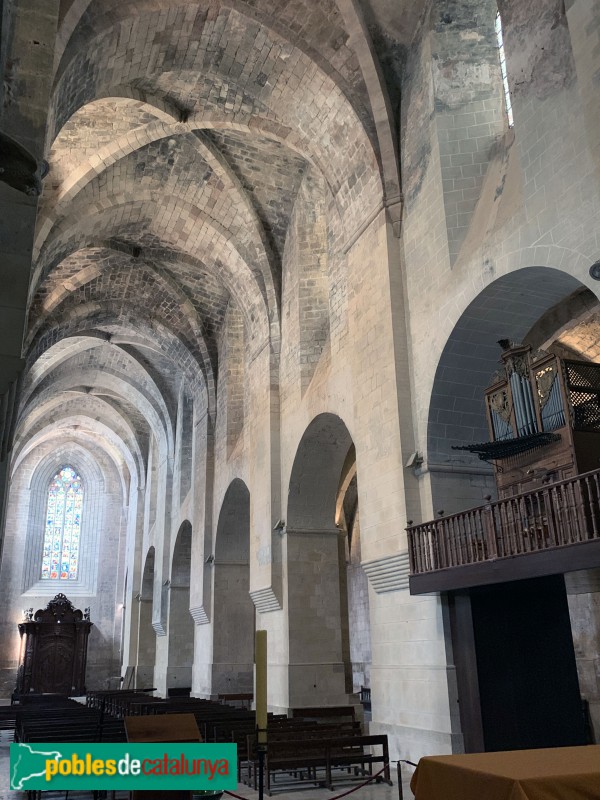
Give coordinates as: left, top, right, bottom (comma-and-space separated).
451, 575, 586, 751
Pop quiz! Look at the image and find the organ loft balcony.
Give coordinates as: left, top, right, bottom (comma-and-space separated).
408, 342, 600, 594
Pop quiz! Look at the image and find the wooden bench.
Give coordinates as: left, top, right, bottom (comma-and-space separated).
248, 732, 391, 793
16, 697, 127, 747
168, 686, 191, 697
261, 738, 330, 793
218, 692, 253, 709
326, 734, 392, 789
87, 689, 152, 714
0, 705, 18, 733
16, 707, 101, 743
239, 720, 361, 784
290, 705, 357, 723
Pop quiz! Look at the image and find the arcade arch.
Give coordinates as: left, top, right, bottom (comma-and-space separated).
137, 546, 157, 689
426, 267, 593, 516
286, 413, 370, 707
212, 480, 254, 695
167, 521, 194, 692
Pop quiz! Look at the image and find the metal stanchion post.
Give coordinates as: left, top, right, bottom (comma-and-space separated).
257, 743, 266, 800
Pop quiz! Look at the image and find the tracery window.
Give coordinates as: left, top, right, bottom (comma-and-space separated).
495, 11, 514, 128
41, 466, 83, 580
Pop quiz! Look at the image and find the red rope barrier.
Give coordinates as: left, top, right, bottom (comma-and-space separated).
224, 762, 390, 800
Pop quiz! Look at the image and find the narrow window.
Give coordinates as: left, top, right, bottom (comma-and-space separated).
495, 11, 514, 128
41, 466, 83, 580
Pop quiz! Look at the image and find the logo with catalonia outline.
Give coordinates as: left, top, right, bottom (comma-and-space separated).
10, 743, 236, 790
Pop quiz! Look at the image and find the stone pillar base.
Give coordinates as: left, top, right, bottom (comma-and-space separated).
287, 662, 350, 708
369, 720, 464, 763
135, 666, 155, 691
211, 662, 253, 695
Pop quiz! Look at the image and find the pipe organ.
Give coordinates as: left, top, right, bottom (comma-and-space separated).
455, 341, 600, 498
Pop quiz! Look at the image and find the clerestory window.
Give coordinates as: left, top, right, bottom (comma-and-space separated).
495, 11, 514, 128
41, 466, 83, 581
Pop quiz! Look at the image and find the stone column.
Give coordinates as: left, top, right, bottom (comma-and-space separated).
285, 527, 349, 708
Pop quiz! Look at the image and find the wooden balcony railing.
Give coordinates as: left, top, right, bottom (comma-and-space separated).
408, 468, 600, 577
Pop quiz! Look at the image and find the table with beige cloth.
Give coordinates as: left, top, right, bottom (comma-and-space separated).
410, 745, 600, 800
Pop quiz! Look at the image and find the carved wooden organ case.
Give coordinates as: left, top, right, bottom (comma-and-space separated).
16, 594, 92, 695
455, 341, 600, 498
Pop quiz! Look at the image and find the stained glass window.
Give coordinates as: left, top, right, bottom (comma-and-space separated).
41, 466, 83, 581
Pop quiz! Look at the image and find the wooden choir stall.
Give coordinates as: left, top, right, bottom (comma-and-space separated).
16, 593, 92, 696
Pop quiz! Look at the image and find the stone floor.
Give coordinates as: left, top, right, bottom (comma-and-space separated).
0, 731, 416, 800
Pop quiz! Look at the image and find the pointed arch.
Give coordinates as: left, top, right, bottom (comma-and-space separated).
212, 479, 254, 694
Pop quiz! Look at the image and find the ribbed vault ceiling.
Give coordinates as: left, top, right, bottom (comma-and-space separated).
18, 0, 409, 477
